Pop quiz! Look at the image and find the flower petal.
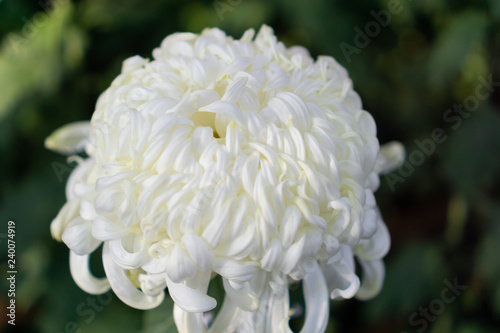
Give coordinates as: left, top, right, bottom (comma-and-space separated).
242, 271, 289, 333
213, 258, 259, 283
355, 213, 390, 261
102, 243, 164, 309
92, 216, 128, 241
62, 217, 101, 255
109, 238, 147, 269
299, 260, 329, 333
279, 234, 306, 275
323, 245, 360, 300
279, 205, 302, 249
70, 251, 110, 294
207, 296, 244, 333
174, 304, 207, 333
45, 121, 92, 154
139, 273, 167, 296
261, 238, 282, 272
166, 272, 217, 312
356, 259, 385, 300
165, 243, 196, 283
181, 234, 214, 271
51, 200, 80, 241
375, 141, 405, 174
223, 278, 259, 312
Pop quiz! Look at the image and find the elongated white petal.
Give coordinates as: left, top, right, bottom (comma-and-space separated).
217, 225, 256, 260
361, 208, 378, 238
300, 260, 329, 333
182, 234, 214, 271
279, 205, 302, 249
323, 245, 360, 300
242, 272, 289, 333
279, 235, 306, 274
355, 215, 390, 261
356, 259, 385, 300
200, 101, 246, 127
45, 121, 92, 154
223, 279, 259, 312
165, 244, 196, 283
261, 238, 282, 272
165, 275, 217, 312
92, 216, 128, 241
213, 258, 259, 283
173, 270, 214, 331
102, 243, 164, 309
70, 251, 110, 294
174, 304, 208, 333
208, 297, 244, 333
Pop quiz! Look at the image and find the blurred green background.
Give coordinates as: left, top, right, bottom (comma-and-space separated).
1, 0, 499, 332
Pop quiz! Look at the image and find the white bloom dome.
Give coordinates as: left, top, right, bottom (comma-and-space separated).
46, 25, 404, 333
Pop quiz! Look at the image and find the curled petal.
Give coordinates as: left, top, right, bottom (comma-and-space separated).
102, 243, 164, 309
51, 200, 80, 241
174, 304, 207, 333
92, 216, 128, 241
165, 244, 196, 283
300, 260, 329, 333
109, 238, 147, 269
355, 214, 390, 261
45, 121, 92, 154
166, 272, 217, 312
121, 55, 148, 73
181, 234, 214, 271
261, 238, 282, 272
223, 278, 259, 312
139, 273, 167, 296
208, 296, 244, 333
323, 245, 360, 300
361, 208, 378, 239
142, 256, 168, 274
375, 141, 405, 174
217, 225, 256, 260
221, 77, 248, 103
242, 271, 289, 333
279, 205, 302, 249
213, 258, 259, 283
328, 198, 351, 237
62, 217, 101, 255
279, 234, 306, 274
70, 251, 110, 294
356, 259, 385, 300
200, 101, 246, 128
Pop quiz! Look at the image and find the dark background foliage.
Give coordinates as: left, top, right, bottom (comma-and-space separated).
1, 0, 499, 332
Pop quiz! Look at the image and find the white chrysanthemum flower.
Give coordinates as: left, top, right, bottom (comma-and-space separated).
46, 25, 404, 333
